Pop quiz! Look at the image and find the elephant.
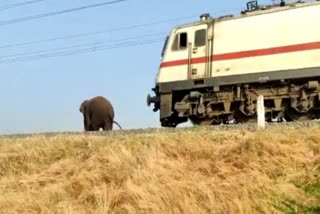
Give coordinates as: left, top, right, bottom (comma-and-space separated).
79, 96, 122, 131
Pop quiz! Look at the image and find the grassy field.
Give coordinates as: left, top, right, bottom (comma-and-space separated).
0, 124, 319, 214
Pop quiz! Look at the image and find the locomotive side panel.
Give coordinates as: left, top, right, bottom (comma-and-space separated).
212, 3, 320, 78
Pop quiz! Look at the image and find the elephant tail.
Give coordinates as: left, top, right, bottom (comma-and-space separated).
113, 120, 122, 130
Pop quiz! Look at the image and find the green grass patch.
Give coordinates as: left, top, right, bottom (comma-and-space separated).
304, 181, 320, 199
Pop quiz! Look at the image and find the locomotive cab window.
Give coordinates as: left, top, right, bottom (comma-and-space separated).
172, 32, 188, 51
161, 36, 169, 57
194, 29, 206, 47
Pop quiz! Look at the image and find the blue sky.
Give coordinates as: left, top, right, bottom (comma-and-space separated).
0, 0, 275, 134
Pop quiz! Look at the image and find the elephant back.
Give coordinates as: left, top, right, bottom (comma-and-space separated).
89, 96, 115, 119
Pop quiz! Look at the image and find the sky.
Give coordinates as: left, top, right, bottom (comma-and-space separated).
0, 0, 282, 134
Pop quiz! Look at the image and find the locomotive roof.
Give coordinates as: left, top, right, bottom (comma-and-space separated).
172, 0, 320, 30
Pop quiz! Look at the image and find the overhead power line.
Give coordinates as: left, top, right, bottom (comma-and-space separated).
0, 6, 245, 64
0, 7, 242, 50
0, 0, 127, 26
0, 7, 243, 50
0, 38, 164, 64
0, 15, 196, 50
0, 0, 44, 11
0, 32, 166, 59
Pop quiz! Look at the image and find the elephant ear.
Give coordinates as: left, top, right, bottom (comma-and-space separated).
79, 100, 88, 113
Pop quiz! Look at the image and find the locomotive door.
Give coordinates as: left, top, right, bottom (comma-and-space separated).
189, 24, 209, 80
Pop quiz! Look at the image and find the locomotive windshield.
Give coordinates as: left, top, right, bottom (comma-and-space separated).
161, 36, 169, 57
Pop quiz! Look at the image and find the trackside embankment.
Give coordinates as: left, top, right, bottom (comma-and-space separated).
0, 125, 319, 213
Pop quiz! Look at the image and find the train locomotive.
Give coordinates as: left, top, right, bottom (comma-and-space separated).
147, 0, 320, 127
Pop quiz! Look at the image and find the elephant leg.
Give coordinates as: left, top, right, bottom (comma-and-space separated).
84, 111, 92, 131
104, 118, 113, 130
84, 119, 91, 131
91, 123, 100, 131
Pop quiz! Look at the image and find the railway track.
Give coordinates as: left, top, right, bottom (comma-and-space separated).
1, 120, 320, 139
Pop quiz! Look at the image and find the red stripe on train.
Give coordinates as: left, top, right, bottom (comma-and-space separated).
160, 41, 320, 68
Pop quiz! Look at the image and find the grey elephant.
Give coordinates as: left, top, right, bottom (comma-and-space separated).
79, 96, 122, 131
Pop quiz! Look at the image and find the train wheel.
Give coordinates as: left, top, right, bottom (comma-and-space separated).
161, 115, 188, 128
189, 117, 219, 126
284, 107, 315, 122
233, 109, 257, 124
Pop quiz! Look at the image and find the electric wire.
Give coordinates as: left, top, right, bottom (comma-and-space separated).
0, 0, 127, 26
0, 0, 44, 11
0, 32, 167, 59
0, 7, 243, 50
0, 15, 196, 50
0, 6, 244, 64
0, 38, 164, 64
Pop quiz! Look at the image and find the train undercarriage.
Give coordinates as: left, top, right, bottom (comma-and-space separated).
148, 78, 320, 127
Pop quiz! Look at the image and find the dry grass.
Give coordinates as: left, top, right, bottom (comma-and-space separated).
0, 125, 320, 214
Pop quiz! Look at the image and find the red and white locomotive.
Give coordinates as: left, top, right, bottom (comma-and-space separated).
147, 0, 320, 127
